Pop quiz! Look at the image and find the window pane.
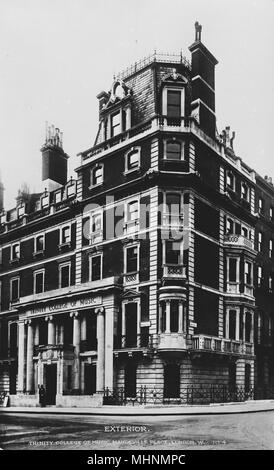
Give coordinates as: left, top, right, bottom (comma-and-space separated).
111, 112, 121, 136
126, 247, 138, 272
62, 227, 70, 243
35, 273, 44, 294
128, 151, 139, 169
165, 241, 180, 264
128, 201, 138, 221
36, 236, 44, 251
93, 166, 103, 185
170, 300, 179, 332
229, 310, 236, 339
11, 279, 19, 301
229, 258, 237, 282
91, 256, 101, 281
166, 141, 181, 160
61, 265, 70, 288
167, 90, 181, 118
92, 213, 102, 232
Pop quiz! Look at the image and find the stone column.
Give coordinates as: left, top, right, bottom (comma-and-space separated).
46, 316, 55, 345
166, 300, 171, 333
104, 306, 116, 390
17, 321, 26, 392
136, 301, 141, 347
26, 319, 34, 393
178, 301, 184, 333
96, 308, 105, 392
59, 324, 64, 344
70, 312, 81, 391
250, 312, 254, 344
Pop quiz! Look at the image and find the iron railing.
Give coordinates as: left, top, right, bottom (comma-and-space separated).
103, 385, 274, 406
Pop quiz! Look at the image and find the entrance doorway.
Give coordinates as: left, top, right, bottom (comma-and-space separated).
9, 362, 17, 394
44, 364, 57, 405
164, 364, 180, 398
124, 363, 137, 398
84, 364, 96, 394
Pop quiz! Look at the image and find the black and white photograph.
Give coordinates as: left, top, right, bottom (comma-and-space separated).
0, 0, 273, 463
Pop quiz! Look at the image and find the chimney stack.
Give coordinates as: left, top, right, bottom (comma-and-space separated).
189, 22, 218, 138
40, 123, 68, 192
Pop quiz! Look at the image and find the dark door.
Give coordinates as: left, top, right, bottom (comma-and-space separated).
164, 364, 180, 398
84, 363, 96, 394
125, 303, 137, 347
124, 363, 137, 398
229, 363, 236, 390
245, 364, 251, 394
45, 364, 57, 405
9, 362, 17, 394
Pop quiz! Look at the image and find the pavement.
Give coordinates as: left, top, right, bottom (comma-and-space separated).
1, 400, 274, 415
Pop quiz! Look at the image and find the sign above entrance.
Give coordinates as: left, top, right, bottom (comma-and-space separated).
27, 296, 102, 316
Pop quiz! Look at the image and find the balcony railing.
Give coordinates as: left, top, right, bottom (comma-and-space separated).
114, 334, 153, 350
191, 334, 254, 356
123, 271, 139, 286
162, 264, 187, 280
224, 234, 254, 251
157, 332, 187, 350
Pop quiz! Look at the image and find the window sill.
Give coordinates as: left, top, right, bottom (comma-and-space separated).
10, 258, 20, 265
33, 250, 45, 257
123, 167, 141, 176
58, 242, 71, 252
88, 183, 103, 190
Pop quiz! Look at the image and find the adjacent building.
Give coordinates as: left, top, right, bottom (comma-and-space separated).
0, 23, 273, 407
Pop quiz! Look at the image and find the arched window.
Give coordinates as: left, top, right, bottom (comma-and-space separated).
125, 148, 140, 172
166, 140, 183, 160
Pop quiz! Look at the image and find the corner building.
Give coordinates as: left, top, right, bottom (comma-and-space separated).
0, 24, 273, 407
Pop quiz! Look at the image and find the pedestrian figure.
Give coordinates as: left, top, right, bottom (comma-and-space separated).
39, 384, 46, 407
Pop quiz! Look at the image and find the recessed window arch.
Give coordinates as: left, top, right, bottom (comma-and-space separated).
125, 147, 140, 173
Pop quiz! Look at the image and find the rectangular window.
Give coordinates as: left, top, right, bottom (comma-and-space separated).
228, 258, 237, 282
55, 191, 62, 203
269, 274, 273, 291
170, 300, 179, 333
241, 182, 250, 201
166, 141, 182, 160
226, 171, 235, 190
59, 263, 71, 288
244, 261, 252, 285
34, 270, 44, 294
92, 166, 103, 186
259, 197, 264, 214
165, 193, 181, 226
41, 195, 49, 208
91, 212, 102, 233
35, 235, 44, 253
270, 207, 273, 221
126, 149, 140, 171
167, 90, 181, 118
126, 246, 138, 273
269, 239, 273, 258
226, 218, 234, 234
10, 278, 19, 302
127, 200, 138, 222
165, 240, 180, 265
111, 111, 121, 137
90, 255, 102, 282
61, 226, 71, 244
18, 205, 25, 217
11, 243, 20, 261
258, 266, 263, 287
258, 232, 263, 251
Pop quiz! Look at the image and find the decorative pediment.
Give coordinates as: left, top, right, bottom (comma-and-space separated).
121, 288, 140, 299
162, 68, 188, 84
104, 80, 132, 109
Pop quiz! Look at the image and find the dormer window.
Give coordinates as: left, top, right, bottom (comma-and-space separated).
162, 86, 185, 120
17, 204, 25, 218
91, 164, 104, 187
164, 140, 184, 160
111, 111, 121, 137
125, 147, 140, 173
55, 191, 62, 203
41, 194, 49, 208
67, 182, 76, 198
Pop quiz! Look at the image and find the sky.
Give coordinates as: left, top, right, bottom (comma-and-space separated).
0, 0, 274, 209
